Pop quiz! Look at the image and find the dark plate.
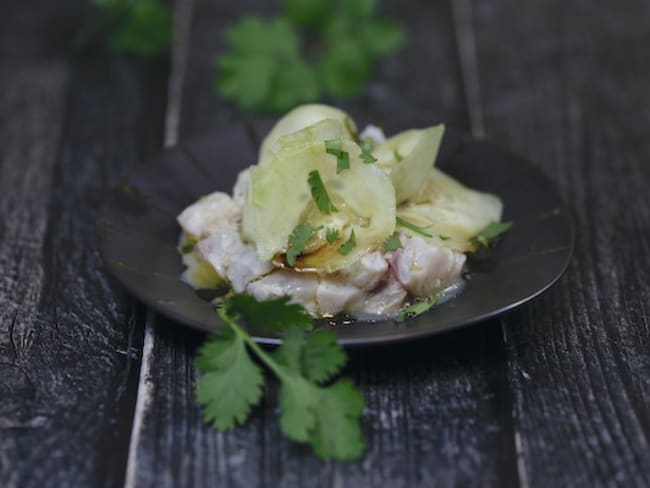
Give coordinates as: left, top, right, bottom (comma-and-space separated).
97, 123, 574, 346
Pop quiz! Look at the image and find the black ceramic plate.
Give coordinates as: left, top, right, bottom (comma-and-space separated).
97, 123, 573, 346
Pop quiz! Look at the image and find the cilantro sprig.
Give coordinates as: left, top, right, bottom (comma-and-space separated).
216, 0, 404, 112
76, 0, 172, 57
287, 222, 314, 266
195, 295, 365, 461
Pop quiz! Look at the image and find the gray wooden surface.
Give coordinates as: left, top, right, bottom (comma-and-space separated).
1, 0, 649, 486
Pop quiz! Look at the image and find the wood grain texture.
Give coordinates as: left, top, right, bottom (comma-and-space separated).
473, 0, 650, 484
127, 1, 519, 486
0, 2, 169, 484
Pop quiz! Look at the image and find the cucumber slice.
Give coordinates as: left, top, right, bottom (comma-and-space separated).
373, 124, 444, 204
259, 104, 357, 164
242, 137, 396, 271
396, 168, 503, 252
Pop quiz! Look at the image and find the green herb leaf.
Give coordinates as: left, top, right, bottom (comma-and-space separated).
360, 147, 377, 164
396, 297, 438, 323
393, 149, 404, 162
286, 223, 314, 266
195, 328, 264, 430
325, 138, 350, 174
223, 294, 313, 332
382, 235, 402, 251
195, 295, 365, 461
337, 229, 356, 255
396, 216, 433, 238
77, 0, 172, 57
217, 17, 319, 112
326, 227, 341, 244
470, 221, 513, 248
439, 234, 451, 241
308, 170, 338, 214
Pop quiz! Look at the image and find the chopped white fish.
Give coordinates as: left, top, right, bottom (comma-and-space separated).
247, 270, 319, 315
316, 277, 365, 316
387, 235, 465, 297
196, 231, 273, 293
352, 275, 407, 316
359, 124, 386, 145
177, 192, 241, 238
341, 251, 388, 291
232, 168, 251, 208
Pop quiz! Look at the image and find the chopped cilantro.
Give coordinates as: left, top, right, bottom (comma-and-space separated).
286, 222, 314, 266
325, 138, 350, 174
337, 229, 356, 255
439, 235, 451, 241
360, 147, 377, 164
326, 228, 341, 244
470, 221, 513, 248
382, 235, 402, 251
396, 297, 438, 323
308, 170, 338, 214
394, 149, 404, 162
396, 216, 433, 238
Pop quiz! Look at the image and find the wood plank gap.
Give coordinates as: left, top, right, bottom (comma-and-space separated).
124, 0, 196, 486
450, 0, 485, 138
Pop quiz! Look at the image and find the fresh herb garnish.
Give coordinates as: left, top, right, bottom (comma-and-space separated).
360, 136, 375, 152
382, 235, 402, 251
396, 297, 438, 323
195, 295, 365, 461
396, 216, 433, 238
326, 227, 341, 244
393, 149, 404, 162
287, 222, 314, 266
76, 0, 172, 57
360, 147, 377, 164
308, 170, 338, 214
470, 221, 513, 248
325, 138, 350, 174
337, 229, 357, 255
216, 0, 404, 112
439, 234, 451, 241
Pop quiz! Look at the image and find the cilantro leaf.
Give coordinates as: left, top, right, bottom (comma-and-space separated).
382, 235, 402, 251
337, 229, 356, 255
396, 297, 438, 323
77, 0, 172, 57
439, 234, 451, 241
195, 328, 264, 430
308, 170, 338, 214
282, 0, 330, 27
393, 149, 404, 162
273, 328, 346, 383
396, 216, 433, 238
360, 147, 377, 164
301, 331, 347, 383
217, 17, 319, 112
470, 221, 513, 248
223, 295, 312, 332
287, 222, 314, 266
278, 376, 365, 460
326, 227, 341, 244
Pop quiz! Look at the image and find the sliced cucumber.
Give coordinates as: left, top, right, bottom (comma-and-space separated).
396, 168, 503, 252
259, 104, 357, 164
242, 136, 396, 271
373, 124, 445, 204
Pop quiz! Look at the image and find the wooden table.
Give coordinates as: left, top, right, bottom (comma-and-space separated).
2, 0, 649, 486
